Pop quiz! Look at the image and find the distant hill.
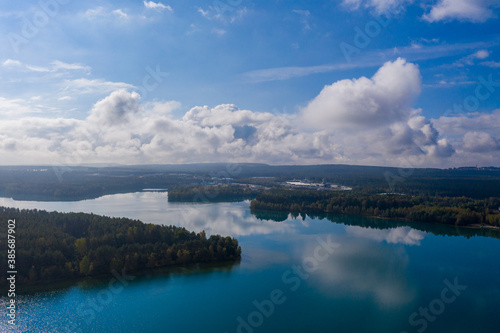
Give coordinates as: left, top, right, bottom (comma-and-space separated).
0, 163, 499, 200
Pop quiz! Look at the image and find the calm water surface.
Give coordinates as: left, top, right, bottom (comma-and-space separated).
0, 192, 499, 333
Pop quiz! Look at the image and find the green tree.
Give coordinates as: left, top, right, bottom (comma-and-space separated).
79, 256, 90, 275
75, 238, 87, 258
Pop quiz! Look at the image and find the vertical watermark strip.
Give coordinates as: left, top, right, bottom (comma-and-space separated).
6, 219, 17, 326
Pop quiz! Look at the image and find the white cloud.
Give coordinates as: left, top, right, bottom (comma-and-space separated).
83, 7, 130, 20
197, 8, 211, 19
87, 90, 141, 126
423, 0, 500, 23
341, 0, 412, 14
341, 0, 499, 22
144, 1, 173, 12
62, 78, 136, 95
425, 79, 476, 88
0, 97, 44, 117
186, 24, 201, 35
51, 60, 91, 73
302, 58, 421, 129
25, 65, 51, 72
382, 41, 497, 65
346, 226, 426, 245
292, 9, 310, 16
243, 63, 358, 83
292, 9, 312, 30
0, 90, 341, 165
480, 61, 500, 68
211, 28, 227, 36
83, 7, 105, 18
450, 49, 490, 67
474, 49, 491, 59
433, 110, 500, 165
183, 104, 274, 127
2, 59, 49, 72
433, 110, 500, 136
2, 59, 22, 67
197, 6, 247, 23
301, 58, 455, 163
2, 59, 499, 167
112, 9, 128, 19
243, 40, 494, 83
1, 59, 90, 73
462, 131, 499, 152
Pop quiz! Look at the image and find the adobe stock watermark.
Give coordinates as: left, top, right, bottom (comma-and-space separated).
62, 269, 136, 333
340, 4, 404, 63
212, 0, 245, 16
443, 73, 500, 117
228, 235, 340, 333
135, 65, 169, 100
178, 163, 243, 224
383, 147, 428, 192
400, 277, 467, 333
7, 0, 71, 53
52, 63, 168, 182
384, 72, 500, 191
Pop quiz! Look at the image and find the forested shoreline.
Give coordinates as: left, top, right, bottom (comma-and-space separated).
2, 162, 499, 289
0, 207, 241, 288
250, 190, 500, 227
167, 185, 259, 202
2, 164, 499, 201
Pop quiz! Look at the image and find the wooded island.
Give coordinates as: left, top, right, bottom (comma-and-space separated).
0, 207, 241, 288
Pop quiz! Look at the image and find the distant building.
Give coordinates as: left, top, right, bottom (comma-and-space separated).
285, 180, 351, 191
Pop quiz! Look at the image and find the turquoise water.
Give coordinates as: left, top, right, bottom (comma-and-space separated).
0, 192, 499, 333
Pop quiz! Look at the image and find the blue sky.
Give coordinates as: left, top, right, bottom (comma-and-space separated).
0, 0, 499, 167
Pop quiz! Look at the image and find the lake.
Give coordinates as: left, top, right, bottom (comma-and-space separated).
0, 192, 499, 333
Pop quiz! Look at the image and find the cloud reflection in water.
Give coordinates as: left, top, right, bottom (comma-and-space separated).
299, 232, 417, 307
346, 226, 427, 246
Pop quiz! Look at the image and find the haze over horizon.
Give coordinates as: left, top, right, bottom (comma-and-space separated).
1, 0, 499, 167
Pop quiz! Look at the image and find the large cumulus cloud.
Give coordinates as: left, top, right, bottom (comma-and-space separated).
301, 58, 454, 164
302, 58, 421, 129
0, 58, 498, 167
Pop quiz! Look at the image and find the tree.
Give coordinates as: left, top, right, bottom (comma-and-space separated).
75, 238, 87, 258
79, 256, 90, 275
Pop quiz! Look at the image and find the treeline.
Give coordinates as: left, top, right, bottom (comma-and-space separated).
250, 190, 500, 227
2, 165, 500, 201
390, 177, 500, 199
0, 182, 145, 201
0, 167, 192, 201
0, 207, 240, 288
168, 185, 259, 202
228, 164, 500, 199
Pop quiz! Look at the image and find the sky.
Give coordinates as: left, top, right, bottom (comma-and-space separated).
0, 0, 499, 167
